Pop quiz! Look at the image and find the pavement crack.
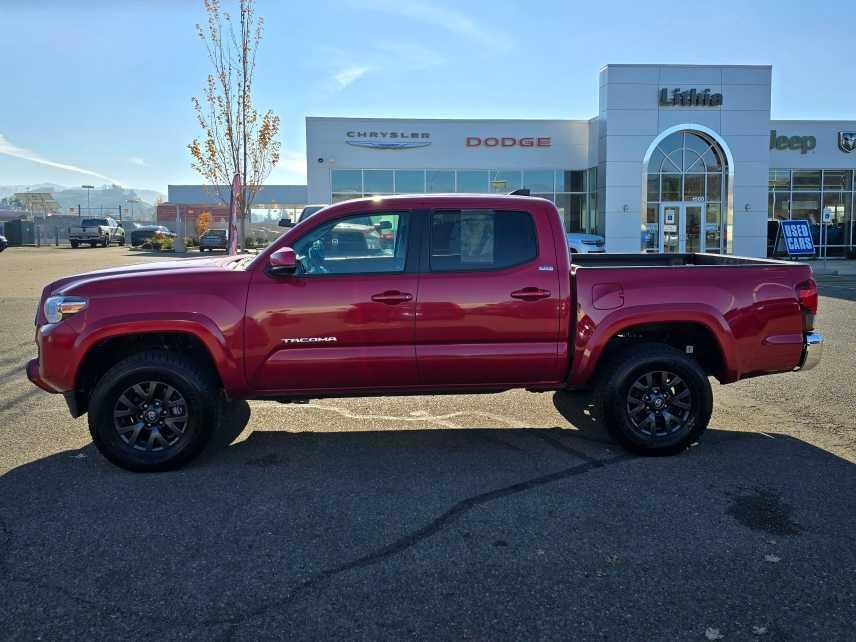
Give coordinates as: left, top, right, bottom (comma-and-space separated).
208, 451, 633, 628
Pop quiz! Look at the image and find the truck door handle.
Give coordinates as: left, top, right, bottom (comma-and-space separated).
510, 287, 551, 301
371, 290, 413, 304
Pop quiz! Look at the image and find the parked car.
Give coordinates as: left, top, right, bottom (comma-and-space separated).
130, 225, 174, 247
0, 234, 7, 252
69, 217, 125, 248
297, 204, 327, 223
278, 204, 328, 228
27, 194, 822, 471
566, 232, 605, 253
199, 228, 228, 251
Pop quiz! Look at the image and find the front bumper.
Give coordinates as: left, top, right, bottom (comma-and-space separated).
26, 358, 57, 393
795, 332, 823, 372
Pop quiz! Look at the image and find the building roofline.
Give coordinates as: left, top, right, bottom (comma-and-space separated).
600, 63, 772, 71
306, 116, 591, 124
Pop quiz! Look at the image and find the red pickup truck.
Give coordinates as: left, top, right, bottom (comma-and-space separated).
27, 194, 823, 471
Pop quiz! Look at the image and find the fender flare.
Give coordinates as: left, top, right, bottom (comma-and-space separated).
568, 304, 740, 386
71, 312, 245, 393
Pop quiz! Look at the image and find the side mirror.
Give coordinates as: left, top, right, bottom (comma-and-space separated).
278, 218, 295, 228
377, 220, 392, 230
269, 247, 298, 275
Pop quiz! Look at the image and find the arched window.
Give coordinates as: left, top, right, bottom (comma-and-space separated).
643, 130, 729, 253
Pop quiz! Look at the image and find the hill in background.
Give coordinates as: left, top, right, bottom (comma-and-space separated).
0, 184, 165, 220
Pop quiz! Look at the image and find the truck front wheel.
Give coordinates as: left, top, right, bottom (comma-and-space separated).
596, 343, 712, 455
88, 351, 221, 471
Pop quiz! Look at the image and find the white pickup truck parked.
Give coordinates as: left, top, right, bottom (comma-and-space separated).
69, 217, 125, 248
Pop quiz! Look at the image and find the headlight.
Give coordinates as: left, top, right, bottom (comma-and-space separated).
44, 296, 87, 324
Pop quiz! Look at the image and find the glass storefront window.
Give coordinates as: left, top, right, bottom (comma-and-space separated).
643, 204, 659, 251
768, 192, 790, 220
647, 174, 660, 202
395, 170, 425, 193
488, 170, 522, 193
823, 170, 852, 191
705, 203, 722, 253
456, 170, 488, 193
792, 170, 821, 190
769, 170, 791, 190
684, 175, 705, 200
556, 193, 585, 232
556, 170, 586, 193
661, 174, 682, 201
790, 192, 821, 224
822, 192, 852, 246
426, 170, 454, 193
522, 170, 554, 193
331, 169, 362, 194
707, 174, 723, 202
363, 170, 394, 193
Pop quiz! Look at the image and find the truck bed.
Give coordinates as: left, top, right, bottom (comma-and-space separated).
570, 252, 795, 269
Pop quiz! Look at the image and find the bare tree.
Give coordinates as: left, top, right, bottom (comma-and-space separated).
188, 0, 281, 249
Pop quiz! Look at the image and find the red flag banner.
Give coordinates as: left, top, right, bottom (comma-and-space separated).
228, 172, 241, 254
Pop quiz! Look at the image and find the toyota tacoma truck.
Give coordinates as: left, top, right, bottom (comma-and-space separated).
27, 195, 823, 471
69, 217, 125, 248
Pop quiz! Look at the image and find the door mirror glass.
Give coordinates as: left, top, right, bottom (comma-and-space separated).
278, 218, 294, 228
269, 247, 297, 274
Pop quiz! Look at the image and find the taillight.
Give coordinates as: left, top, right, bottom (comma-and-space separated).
796, 279, 818, 331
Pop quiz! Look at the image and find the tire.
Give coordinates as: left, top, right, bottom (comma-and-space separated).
594, 343, 712, 456
70, 241, 79, 248
101, 236, 108, 247
88, 351, 221, 472
118, 236, 125, 246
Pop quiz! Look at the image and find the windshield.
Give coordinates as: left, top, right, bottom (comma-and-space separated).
81, 218, 108, 227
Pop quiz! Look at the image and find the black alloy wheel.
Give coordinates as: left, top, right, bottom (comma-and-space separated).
597, 343, 712, 455
625, 370, 693, 440
112, 380, 190, 453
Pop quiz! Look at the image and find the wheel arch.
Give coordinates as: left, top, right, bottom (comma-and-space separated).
71, 322, 241, 417
570, 308, 739, 387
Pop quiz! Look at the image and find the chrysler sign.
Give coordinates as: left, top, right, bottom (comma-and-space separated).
346, 130, 431, 150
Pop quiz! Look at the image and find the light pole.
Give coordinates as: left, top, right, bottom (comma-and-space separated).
127, 197, 141, 222
81, 185, 94, 217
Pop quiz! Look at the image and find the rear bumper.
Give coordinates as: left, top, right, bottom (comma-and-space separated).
795, 332, 823, 372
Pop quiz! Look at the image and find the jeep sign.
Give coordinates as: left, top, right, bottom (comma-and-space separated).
769, 130, 816, 154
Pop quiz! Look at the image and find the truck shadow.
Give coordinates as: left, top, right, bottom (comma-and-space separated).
0, 404, 853, 638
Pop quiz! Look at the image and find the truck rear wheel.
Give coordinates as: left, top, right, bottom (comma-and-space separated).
70, 241, 79, 248
87, 351, 221, 472
595, 343, 712, 455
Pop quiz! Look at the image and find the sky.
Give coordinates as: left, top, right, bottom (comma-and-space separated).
1, 0, 855, 195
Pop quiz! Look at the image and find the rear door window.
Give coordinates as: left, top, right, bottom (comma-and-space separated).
429, 209, 537, 272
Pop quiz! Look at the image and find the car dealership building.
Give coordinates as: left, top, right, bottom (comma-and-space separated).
301, 64, 856, 257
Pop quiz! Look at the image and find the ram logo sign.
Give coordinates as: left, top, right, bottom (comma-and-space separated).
839, 131, 856, 153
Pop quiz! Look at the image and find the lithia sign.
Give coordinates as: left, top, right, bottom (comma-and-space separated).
659, 88, 723, 107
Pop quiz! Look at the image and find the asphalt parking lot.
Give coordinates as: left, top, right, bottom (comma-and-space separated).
0, 246, 854, 640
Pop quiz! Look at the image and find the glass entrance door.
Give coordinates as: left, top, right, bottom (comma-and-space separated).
659, 203, 705, 253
